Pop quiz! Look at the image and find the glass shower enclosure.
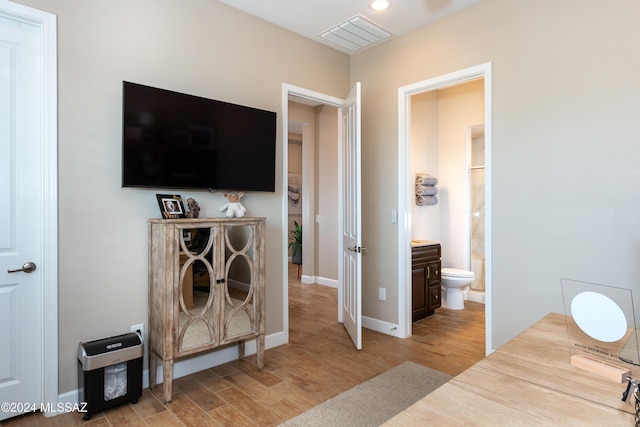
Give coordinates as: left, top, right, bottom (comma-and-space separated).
469, 125, 485, 294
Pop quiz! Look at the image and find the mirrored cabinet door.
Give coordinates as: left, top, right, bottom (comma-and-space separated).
176, 226, 218, 353
221, 224, 258, 343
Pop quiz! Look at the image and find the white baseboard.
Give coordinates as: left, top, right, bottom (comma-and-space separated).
316, 276, 338, 288
57, 330, 288, 412
363, 315, 402, 338
300, 274, 314, 284
465, 290, 486, 303
299, 275, 338, 288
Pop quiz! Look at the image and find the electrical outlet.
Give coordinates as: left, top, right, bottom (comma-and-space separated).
131, 323, 144, 341
391, 209, 397, 224
379, 287, 386, 301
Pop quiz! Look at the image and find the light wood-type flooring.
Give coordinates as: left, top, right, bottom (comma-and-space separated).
4, 264, 485, 426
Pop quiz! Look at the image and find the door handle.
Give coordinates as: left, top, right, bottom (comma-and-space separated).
8, 262, 37, 274
347, 246, 367, 253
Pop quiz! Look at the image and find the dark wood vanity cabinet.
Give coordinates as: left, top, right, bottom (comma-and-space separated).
411, 243, 441, 322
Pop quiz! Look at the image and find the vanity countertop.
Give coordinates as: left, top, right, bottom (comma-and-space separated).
410, 239, 440, 248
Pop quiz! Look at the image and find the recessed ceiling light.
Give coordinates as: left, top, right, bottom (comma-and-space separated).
371, 0, 390, 11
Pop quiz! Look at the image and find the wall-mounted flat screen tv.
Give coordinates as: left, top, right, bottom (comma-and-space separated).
122, 81, 277, 192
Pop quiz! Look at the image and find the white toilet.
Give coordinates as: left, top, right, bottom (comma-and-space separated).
441, 268, 475, 310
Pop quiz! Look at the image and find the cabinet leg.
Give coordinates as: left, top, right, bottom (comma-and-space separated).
238, 341, 245, 360
256, 334, 265, 370
163, 359, 174, 403
149, 351, 158, 390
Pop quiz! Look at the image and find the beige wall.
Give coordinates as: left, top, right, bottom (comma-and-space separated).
14, 0, 640, 395
287, 102, 313, 268
14, 0, 349, 393
287, 102, 339, 282
315, 105, 339, 282
352, 0, 640, 347
288, 138, 303, 174
287, 136, 302, 256
438, 80, 484, 268
411, 91, 440, 242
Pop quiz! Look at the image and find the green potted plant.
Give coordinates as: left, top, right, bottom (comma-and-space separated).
288, 220, 302, 265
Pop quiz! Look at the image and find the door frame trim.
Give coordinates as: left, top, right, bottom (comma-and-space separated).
397, 63, 493, 355
2, 2, 59, 414
42, 10, 59, 414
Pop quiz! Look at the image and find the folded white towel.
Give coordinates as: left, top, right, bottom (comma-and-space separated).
416, 195, 438, 206
415, 173, 438, 186
415, 184, 438, 196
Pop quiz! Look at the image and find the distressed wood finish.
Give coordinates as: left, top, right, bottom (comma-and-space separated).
148, 217, 266, 403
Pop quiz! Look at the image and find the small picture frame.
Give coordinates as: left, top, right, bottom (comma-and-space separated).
156, 194, 186, 219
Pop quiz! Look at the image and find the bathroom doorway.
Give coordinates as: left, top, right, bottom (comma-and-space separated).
397, 63, 493, 355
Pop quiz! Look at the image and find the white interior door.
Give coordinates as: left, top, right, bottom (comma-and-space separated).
0, 4, 56, 419
339, 82, 363, 350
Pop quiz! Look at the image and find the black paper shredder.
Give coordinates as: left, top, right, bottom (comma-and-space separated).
77, 332, 143, 420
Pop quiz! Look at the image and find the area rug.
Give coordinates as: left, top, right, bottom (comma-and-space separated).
279, 361, 451, 427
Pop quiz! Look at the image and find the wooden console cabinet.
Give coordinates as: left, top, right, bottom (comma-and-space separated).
147, 217, 265, 403
411, 243, 441, 321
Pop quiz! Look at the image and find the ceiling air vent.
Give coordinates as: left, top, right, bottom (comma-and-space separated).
320, 15, 391, 52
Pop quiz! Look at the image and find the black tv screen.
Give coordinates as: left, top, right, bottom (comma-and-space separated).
122, 81, 277, 192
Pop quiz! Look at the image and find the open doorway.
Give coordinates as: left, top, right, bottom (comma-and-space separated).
281, 85, 343, 343
282, 82, 363, 350
397, 63, 493, 355
286, 98, 340, 286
